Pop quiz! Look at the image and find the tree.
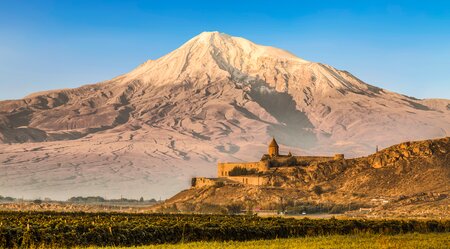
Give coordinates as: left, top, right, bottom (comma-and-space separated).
312, 185, 324, 195
228, 167, 257, 176
226, 203, 243, 214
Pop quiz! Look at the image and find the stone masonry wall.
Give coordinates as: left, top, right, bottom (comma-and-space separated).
218, 161, 269, 177
227, 176, 269, 186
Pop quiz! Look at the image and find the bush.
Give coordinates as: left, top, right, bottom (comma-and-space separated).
228, 167, 258, 176
214, 181, 225, 188
226, 203, 244, 214
32, 199, 42, 204
312, 186, 324, 195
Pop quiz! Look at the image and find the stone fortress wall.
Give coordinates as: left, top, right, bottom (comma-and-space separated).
218, 161, 269, 177
226, 175, 269, 186
192, 138, 345, 188
191, 177, 217, 188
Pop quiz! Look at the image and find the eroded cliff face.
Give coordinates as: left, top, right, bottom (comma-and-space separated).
158, 137, 450, 217
368, 137, 449, 168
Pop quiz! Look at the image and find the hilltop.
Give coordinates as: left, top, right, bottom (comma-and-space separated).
155, 137, 450, 218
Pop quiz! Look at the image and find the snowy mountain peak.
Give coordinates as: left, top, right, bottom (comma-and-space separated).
121, 31, 310, 86
191, 31, 307, 62
194, 31, 229, 42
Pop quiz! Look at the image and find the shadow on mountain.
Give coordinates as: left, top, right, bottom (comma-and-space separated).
248, 82, 317, 149
209, 49, 317, 149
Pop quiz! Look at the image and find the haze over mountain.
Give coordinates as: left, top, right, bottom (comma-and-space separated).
0, 32, 449, 200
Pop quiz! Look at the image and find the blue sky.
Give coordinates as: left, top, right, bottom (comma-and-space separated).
1, 0, 449, 100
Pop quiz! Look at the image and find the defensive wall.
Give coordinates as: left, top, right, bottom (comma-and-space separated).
218, 161, 269, 177
226, 175, 269, 186
191, 177, 216, 188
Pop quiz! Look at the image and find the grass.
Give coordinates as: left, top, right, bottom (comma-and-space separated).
77, 233, 450, 249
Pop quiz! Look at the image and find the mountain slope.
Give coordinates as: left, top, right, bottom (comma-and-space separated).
0, 31, 449, 200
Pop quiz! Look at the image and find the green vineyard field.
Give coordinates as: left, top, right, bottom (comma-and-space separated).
87, 233, 450, 249
0, 211, 449, 248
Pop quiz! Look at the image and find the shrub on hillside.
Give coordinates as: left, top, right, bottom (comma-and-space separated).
228, 167, 258, 176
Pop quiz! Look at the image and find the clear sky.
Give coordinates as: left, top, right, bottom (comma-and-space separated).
1, 0, 449, 100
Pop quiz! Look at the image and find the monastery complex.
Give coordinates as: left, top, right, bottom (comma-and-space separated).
192, 138, 345, 188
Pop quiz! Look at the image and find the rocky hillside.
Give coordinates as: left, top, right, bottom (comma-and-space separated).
156, 137, 450, 218
0, 32, 449, 200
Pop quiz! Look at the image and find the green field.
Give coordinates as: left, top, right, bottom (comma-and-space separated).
82, 233, 450, 249
1, 211, 449, 248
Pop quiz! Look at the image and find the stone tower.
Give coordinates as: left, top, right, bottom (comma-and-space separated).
268, 137, 279, 157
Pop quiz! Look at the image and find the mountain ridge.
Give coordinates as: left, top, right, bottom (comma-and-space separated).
0, 31, 449, 199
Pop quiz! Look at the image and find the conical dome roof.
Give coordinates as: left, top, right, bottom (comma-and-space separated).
269, 138, 279, 147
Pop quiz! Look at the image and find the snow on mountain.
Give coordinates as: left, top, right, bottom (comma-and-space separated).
0, 31, 449, 200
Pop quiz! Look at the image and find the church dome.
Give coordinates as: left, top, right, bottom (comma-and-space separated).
269, 138, 278, 147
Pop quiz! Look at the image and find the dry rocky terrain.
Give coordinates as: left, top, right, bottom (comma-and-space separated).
157, 137, 450, 218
